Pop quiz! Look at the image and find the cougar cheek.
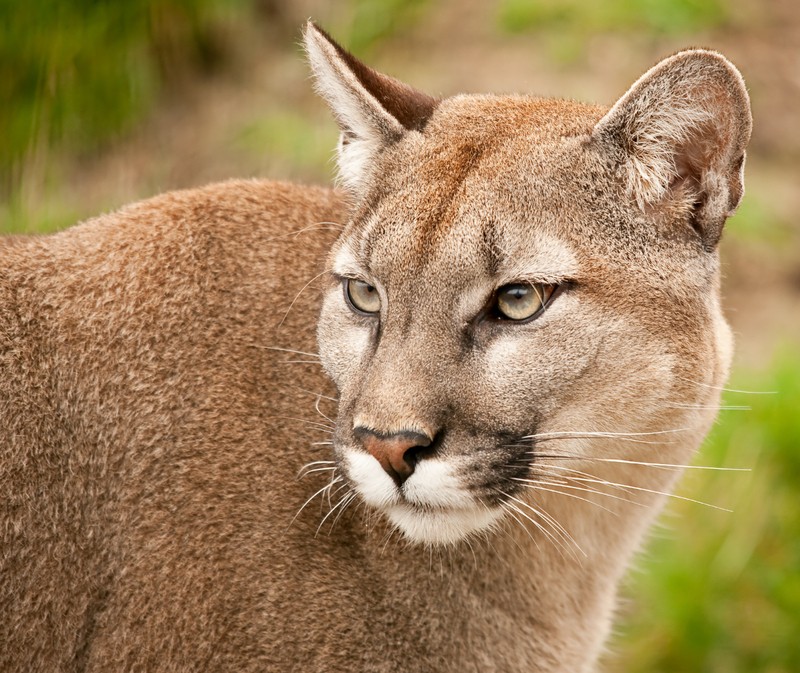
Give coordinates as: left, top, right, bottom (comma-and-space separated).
317, 292, 372, 383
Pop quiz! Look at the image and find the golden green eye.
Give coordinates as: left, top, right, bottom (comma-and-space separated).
344, 279, 381, 314
494, 283, 555, 321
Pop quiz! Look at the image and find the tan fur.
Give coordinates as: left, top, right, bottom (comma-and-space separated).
1, 24, 751, 673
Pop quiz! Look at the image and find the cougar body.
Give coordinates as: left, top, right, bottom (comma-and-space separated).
1, 24, 751, 673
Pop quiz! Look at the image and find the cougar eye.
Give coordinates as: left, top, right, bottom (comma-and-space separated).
493, 283, 555, 321
344, 278, 381, 315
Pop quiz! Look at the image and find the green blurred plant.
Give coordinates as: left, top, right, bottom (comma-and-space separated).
0, 198, 79, 236
232, 108, 338, 176
613, 353, 800, 673
0, 0, 244, 195
338, 0, 430, 54
498, 0, 729, 36
727, 190, 793, 246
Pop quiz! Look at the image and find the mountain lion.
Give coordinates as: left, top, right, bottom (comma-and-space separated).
0, 22, 751, 673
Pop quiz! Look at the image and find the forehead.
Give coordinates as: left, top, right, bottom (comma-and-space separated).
338, 95, 605, 282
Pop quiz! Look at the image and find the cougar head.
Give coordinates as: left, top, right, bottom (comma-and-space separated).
306, 24, 751, 545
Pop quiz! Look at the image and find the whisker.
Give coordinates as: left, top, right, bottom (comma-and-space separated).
519, 430, 689, 447
499, 500, 549, 554
676, 376, 776, 395
290, 221, 344, 238
667, 402, 751, 411
278, 269, 329, 329
290, 476, 342, 527
314, 396, 335, 424
331, 491, 358, 529
325, 480, 349, 510
525, 428, 691, 440
523, 456, 663, 506
510, 477, 620, 514
316, 490, 353, 536
261, 346, 321, 359
501, 491, 586, 561
266, 415, 335, 432
498, 504, 541, 551
294, 387, 338, 402
298, 465, 337, 479
529, 463, 635, 491
533, 462, 710, 510
529, 462, 619, 485
533, 453, 749, 472
568, 476, 732, 512
380, 524, 399, 556
519, 499, 586, 560
501, 497, 578, 561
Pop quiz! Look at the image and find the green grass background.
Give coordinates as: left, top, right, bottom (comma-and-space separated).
613, 354, 800, 672
2, 2, 797, 671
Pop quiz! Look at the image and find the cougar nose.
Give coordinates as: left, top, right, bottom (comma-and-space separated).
353, 427, 433, 485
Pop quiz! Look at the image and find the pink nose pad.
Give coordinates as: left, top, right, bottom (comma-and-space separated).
354, 429, 432, 485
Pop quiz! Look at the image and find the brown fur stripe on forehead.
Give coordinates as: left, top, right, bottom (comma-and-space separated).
408, 142, 486, 254
344, 141, 486, 269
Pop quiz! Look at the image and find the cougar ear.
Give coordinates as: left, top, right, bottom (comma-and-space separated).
303, 22, 439, 193
593, 49, 752, 250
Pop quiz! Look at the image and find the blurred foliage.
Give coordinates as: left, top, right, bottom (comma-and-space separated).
232, 108, 338, 174
498, 0, 730, 35
336, 0, 430, 54
727, 190, 794, 246
0, 0, 246, 194
613, 352, 800, 673
0, 0, 433, 199
729, 192, 778, 243
0, 198, 79, 236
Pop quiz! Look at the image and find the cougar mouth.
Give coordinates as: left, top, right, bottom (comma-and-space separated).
341, 445, 517, 545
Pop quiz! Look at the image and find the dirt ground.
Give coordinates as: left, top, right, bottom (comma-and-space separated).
29, 0, 800, 371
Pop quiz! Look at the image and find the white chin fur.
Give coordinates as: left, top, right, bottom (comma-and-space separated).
386, 504, 503, 545
343, 449, 503, 544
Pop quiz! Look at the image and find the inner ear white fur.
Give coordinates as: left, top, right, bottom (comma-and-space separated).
593, 49, 751, 248
304, 23, 405, 192
603, 94, 714, 210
